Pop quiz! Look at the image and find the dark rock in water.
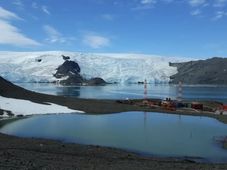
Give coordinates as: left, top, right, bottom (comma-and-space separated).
62, 55, 70, 61
53, 59, 107, 86
53, 60, 83, 85
54, 60, 81, 79
59, 75, 84, 85
86, 77, 107, 85
169, 57, 227, 85
138, 81, 144, 84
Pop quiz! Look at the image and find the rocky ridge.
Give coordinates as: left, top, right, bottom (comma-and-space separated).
169, 57, 227, 85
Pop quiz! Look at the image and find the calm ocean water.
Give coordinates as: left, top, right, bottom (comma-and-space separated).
17, 83, 227, 103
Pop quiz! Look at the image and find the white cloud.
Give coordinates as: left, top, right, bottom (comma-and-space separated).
0, 7, 40, 47
43, 25, 74, 43
32, 3, 51, 16
189, 0, 206, 7
101, 14, 114, 21
161, 0, 174, 3
0, 7, 22, 20
32, 2, 38, 9
131, 0, 157, 10
190, 9, 202, 16
83, 34, 110, 49
141, 0, 156, 5
42, 6, 50, 15
213, 0, 227, 7
0, 20, 40, 46
13, 0, 24, 9
212, 11, 227, 20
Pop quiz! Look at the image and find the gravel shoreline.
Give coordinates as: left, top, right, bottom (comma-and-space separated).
1, 133, 227, 170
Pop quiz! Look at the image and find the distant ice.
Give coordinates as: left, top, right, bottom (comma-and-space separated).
0, 51, 190, 84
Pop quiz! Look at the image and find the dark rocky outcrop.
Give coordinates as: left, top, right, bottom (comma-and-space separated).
54, 60, 81, 79
59, 75, 84, 85
35, 59, 42, 62
86, 77, 107, 86
169, 57, 227, 85
53, 60, 84, 85
62, 55, 70, 61
54, 60, 106, 86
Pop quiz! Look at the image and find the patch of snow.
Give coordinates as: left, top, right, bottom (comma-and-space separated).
0, 96, 84, 116
2, 111, 9, 118
0, 51, 191, 84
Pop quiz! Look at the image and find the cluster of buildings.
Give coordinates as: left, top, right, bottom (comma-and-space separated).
215, 105, 227, 115
119, 80, 227, 115
137, 98, 205, 112
139, 80, 210, 113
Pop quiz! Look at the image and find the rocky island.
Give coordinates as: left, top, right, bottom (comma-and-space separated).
53, 55, 107, 85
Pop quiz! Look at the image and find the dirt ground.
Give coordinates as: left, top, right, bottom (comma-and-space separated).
0, 133, 227, 170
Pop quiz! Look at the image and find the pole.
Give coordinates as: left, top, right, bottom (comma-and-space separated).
144, 79, 147, 100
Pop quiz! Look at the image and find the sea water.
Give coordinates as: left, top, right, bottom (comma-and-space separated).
16, 83, 227, 103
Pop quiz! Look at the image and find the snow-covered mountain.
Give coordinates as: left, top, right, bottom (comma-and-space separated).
0, 51, 188, 84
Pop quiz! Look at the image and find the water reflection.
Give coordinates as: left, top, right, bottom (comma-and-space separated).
1, 111, 227, 163
16, 83, 227, 103
56, 86, 80, 97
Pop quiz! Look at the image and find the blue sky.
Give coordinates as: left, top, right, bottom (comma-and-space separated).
0, 0, 227, 58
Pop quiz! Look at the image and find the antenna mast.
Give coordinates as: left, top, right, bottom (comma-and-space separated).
144, 79, 147, 100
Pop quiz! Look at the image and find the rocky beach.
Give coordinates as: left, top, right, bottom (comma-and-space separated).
1, 132, 227, 170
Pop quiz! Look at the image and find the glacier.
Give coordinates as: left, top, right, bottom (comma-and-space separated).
0, 51, 188, 84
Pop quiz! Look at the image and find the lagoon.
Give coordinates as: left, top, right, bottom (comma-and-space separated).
1, 111, 227, 163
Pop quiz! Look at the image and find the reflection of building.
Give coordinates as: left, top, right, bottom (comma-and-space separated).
177, 81, 183, 101
144, 112, 147, 129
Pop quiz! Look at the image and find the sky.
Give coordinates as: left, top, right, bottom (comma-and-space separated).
0, 0, 227, 58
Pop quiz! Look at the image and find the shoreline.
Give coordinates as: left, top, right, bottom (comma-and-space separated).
1, 97, 227, 124
1, 76, 227, 124
0, 132, 227, 170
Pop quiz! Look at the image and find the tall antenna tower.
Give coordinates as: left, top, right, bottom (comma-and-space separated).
144, 79, 147, 100
177, 81, 183, 101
